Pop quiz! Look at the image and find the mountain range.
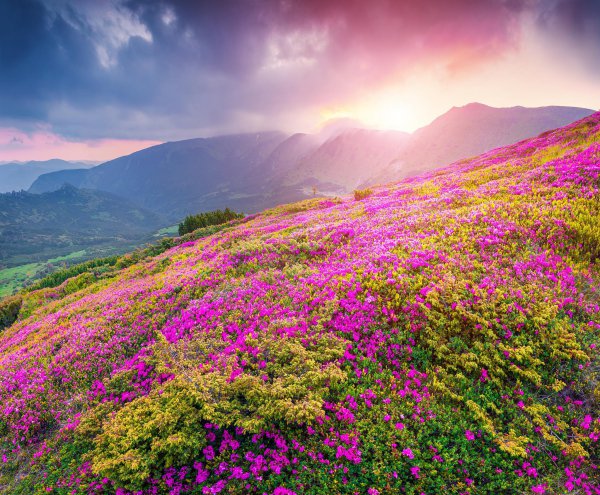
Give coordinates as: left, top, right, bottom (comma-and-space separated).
29, 103, 595, 220
0, 159, 96, 193
368, 103, 596, 185
2, 102, 594, 276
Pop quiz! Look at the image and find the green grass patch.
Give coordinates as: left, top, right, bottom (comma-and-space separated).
0, 263, 43, 297
48, 250, 88, 263
154, 225, 179, 237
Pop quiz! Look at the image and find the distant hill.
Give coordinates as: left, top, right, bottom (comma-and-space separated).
280, 128, 409, 193
0, 159, 95, 193
29, 104, 595, 218
0, 184, 164, 266
367, 103, 595, 185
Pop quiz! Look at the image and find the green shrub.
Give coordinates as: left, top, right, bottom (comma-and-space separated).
25, 256, 119, 292
178, 208, 244, 236
0, 295, 22, 331
63, 272, 97, 295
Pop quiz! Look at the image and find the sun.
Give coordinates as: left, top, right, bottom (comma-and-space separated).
318, 107, 355, 123
352, 91, 420, 132
319, 90, 423, 133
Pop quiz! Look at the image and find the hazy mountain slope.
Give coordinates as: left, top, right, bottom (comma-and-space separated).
1, 112, 599, 494
29, 105, 595, 219
0, 184, 164, 265
29, 133, 288, 219
0, 159, 94, 193
29, 130, 339, 216
282, 128, 409, 192
253, 132, 321, 179
368, 103, 595, 185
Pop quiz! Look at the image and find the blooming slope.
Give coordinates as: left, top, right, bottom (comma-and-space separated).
0, 114, 600, 495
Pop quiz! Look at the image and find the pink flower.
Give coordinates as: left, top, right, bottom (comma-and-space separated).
526, 467, 538, 478
193, 461, 209, 484
203, 445, 215, 461
531, 484, 546, 494
465, 430, 476, 441
395, 422, 405, 430
480, 368, 489, 382
336, 407, 356, 424
273, 488, 297, 495
410, 466, 420, 478
580, 415, 592, 430
402, 448, 414, 459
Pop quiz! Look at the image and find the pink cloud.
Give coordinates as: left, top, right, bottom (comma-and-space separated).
0, 128, 161, 163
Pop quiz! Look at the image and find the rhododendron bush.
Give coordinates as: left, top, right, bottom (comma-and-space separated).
0, 114, 599, 494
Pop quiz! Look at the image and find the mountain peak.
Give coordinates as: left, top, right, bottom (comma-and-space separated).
317, 117, 365, 140
452, 102, 491, 111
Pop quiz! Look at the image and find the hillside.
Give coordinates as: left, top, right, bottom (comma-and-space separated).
0, 159, 95, 193
1, 113, 599, 494
0, 184, 164, 267
29, 105, 594, 219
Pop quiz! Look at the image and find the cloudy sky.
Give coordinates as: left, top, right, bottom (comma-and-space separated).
0, 0, 599, 161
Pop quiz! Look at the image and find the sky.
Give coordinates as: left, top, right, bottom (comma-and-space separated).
0, 0, 599, 162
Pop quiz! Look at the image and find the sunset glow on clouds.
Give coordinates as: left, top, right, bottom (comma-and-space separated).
329, 19, 600, 132
0, 128, 160, 163
0, 0, 599, 161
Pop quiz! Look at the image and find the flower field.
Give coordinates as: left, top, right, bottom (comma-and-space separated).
0, 113, 599, 494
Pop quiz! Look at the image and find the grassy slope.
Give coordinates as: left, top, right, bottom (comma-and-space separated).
0, 114, 599, 494
0, 229, 180, 299
0, 251, 89, 298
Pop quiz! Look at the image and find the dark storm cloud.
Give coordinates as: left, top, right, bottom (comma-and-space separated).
0, 0, 94, 119
0, 0, 155, 126
535, 0, 600, 44
0, 0, 594, 140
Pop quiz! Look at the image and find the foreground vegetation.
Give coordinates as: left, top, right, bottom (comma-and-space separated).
0, 114, 599, 494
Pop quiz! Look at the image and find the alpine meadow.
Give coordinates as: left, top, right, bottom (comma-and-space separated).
0, 110, 599, 494
2, 1, 600, 494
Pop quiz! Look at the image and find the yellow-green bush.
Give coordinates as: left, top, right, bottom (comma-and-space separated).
353, 188, 373, 200
88, 331, 348, 491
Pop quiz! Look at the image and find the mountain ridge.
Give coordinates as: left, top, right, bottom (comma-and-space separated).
28, 103, 596, 219
0, 184, 164, 267
0, 159, 95, 193
367, 102, 595, 185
